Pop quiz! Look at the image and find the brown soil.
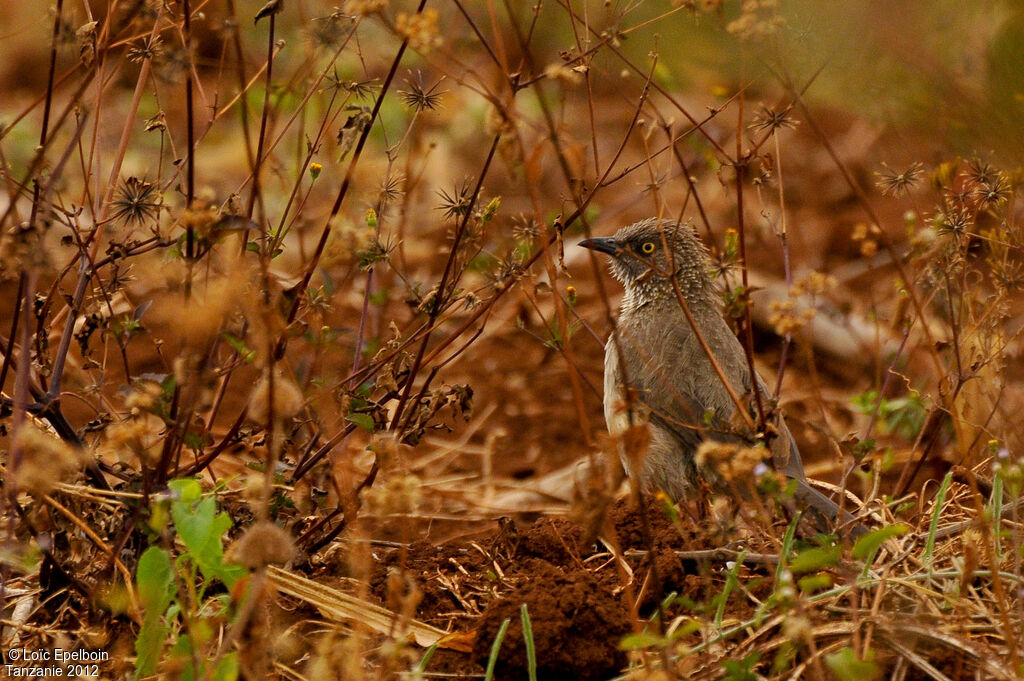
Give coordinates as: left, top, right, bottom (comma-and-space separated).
366, 495, 737, 681
471, 558, 631, 681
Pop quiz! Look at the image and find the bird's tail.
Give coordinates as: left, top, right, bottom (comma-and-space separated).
793, 478, 868, 539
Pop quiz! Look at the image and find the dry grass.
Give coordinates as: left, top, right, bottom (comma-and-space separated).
0, 1, 1021, 679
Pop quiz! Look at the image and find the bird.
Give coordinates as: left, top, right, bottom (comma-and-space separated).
580, 217, 862, 536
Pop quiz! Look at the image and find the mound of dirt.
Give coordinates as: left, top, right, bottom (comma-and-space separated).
471, 557, 631, 681
368, 494, 728, 680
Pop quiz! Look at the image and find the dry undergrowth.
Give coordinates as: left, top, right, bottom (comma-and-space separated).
0, 1, 1021, 680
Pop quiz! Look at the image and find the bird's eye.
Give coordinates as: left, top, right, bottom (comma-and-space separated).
640, 241, 656, 254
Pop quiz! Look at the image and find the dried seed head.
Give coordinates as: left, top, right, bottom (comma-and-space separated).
361, 473, 422, 517
248, 369, 305, 424
125, 382, 162, 412
11, 424, 83, 496
101, 414, 163, 465
343, 0, 387, 16
321, 218, 375, 269
695, 441, 768, 483
395, 8, 442, 53
179, 272, 248, 347
230, 520, 296, 569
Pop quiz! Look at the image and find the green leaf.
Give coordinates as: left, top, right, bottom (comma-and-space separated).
184, 429, 212, 451
670, 617, 701, 639
771, 641, 797, 675
172, 496, 226, 558
721, 651, 760, 681
135, 547, 174, 676
924, 471, 954, 574
172, 635, 197, 681
789, 545, 840, 574
413, 644, 438, 680
223, 334, 256, 362
169, 480, 245, 588
147, 498, 171, 534
134, 611, 169, 677
520, 604, 537, 681
212, 651, 239, 681
619, 630, 666, 650
715, 550, 745, 632
483, 618, 510, 681
347, 412, 376, 432
853, 523, 910, 561
170, 478, 202, 503
137, 546, 174, 609
826, 646, 880, 681
797, 573, 833, 593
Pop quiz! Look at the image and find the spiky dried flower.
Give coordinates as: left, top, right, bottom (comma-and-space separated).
993, 260, 1024, 291
399, 76, 446, 112
359, 235, 395, 270
934, 205, 972, 238
975, 176, 1009, 209
346, 79, 380, 100
153, 44, 189, 84
511, 215, 541, 242
308, 9, 353, 49
875, 162, 924, 197
127, 36, 162, 63
379, 174, 405, 205
641, 172, 670, 196
111, 177, 162, 226
749, 105, 798, 134
489, 252, 524, 292
965, 161, 1010, 209
966, 158, 1000, 186
437, 180, 474, 220
708, 250, 738, 281
325, 73, 379, 101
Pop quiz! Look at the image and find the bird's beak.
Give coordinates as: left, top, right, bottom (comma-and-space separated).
578, 237, 619, 256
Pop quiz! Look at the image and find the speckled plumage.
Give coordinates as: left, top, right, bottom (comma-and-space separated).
582, 218, 858, 533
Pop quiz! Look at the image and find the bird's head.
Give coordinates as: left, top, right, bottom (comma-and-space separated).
579, 218, 713, 306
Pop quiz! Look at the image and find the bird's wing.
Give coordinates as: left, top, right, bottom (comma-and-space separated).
612, 308, 807, 473
610, 311, 749, 450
